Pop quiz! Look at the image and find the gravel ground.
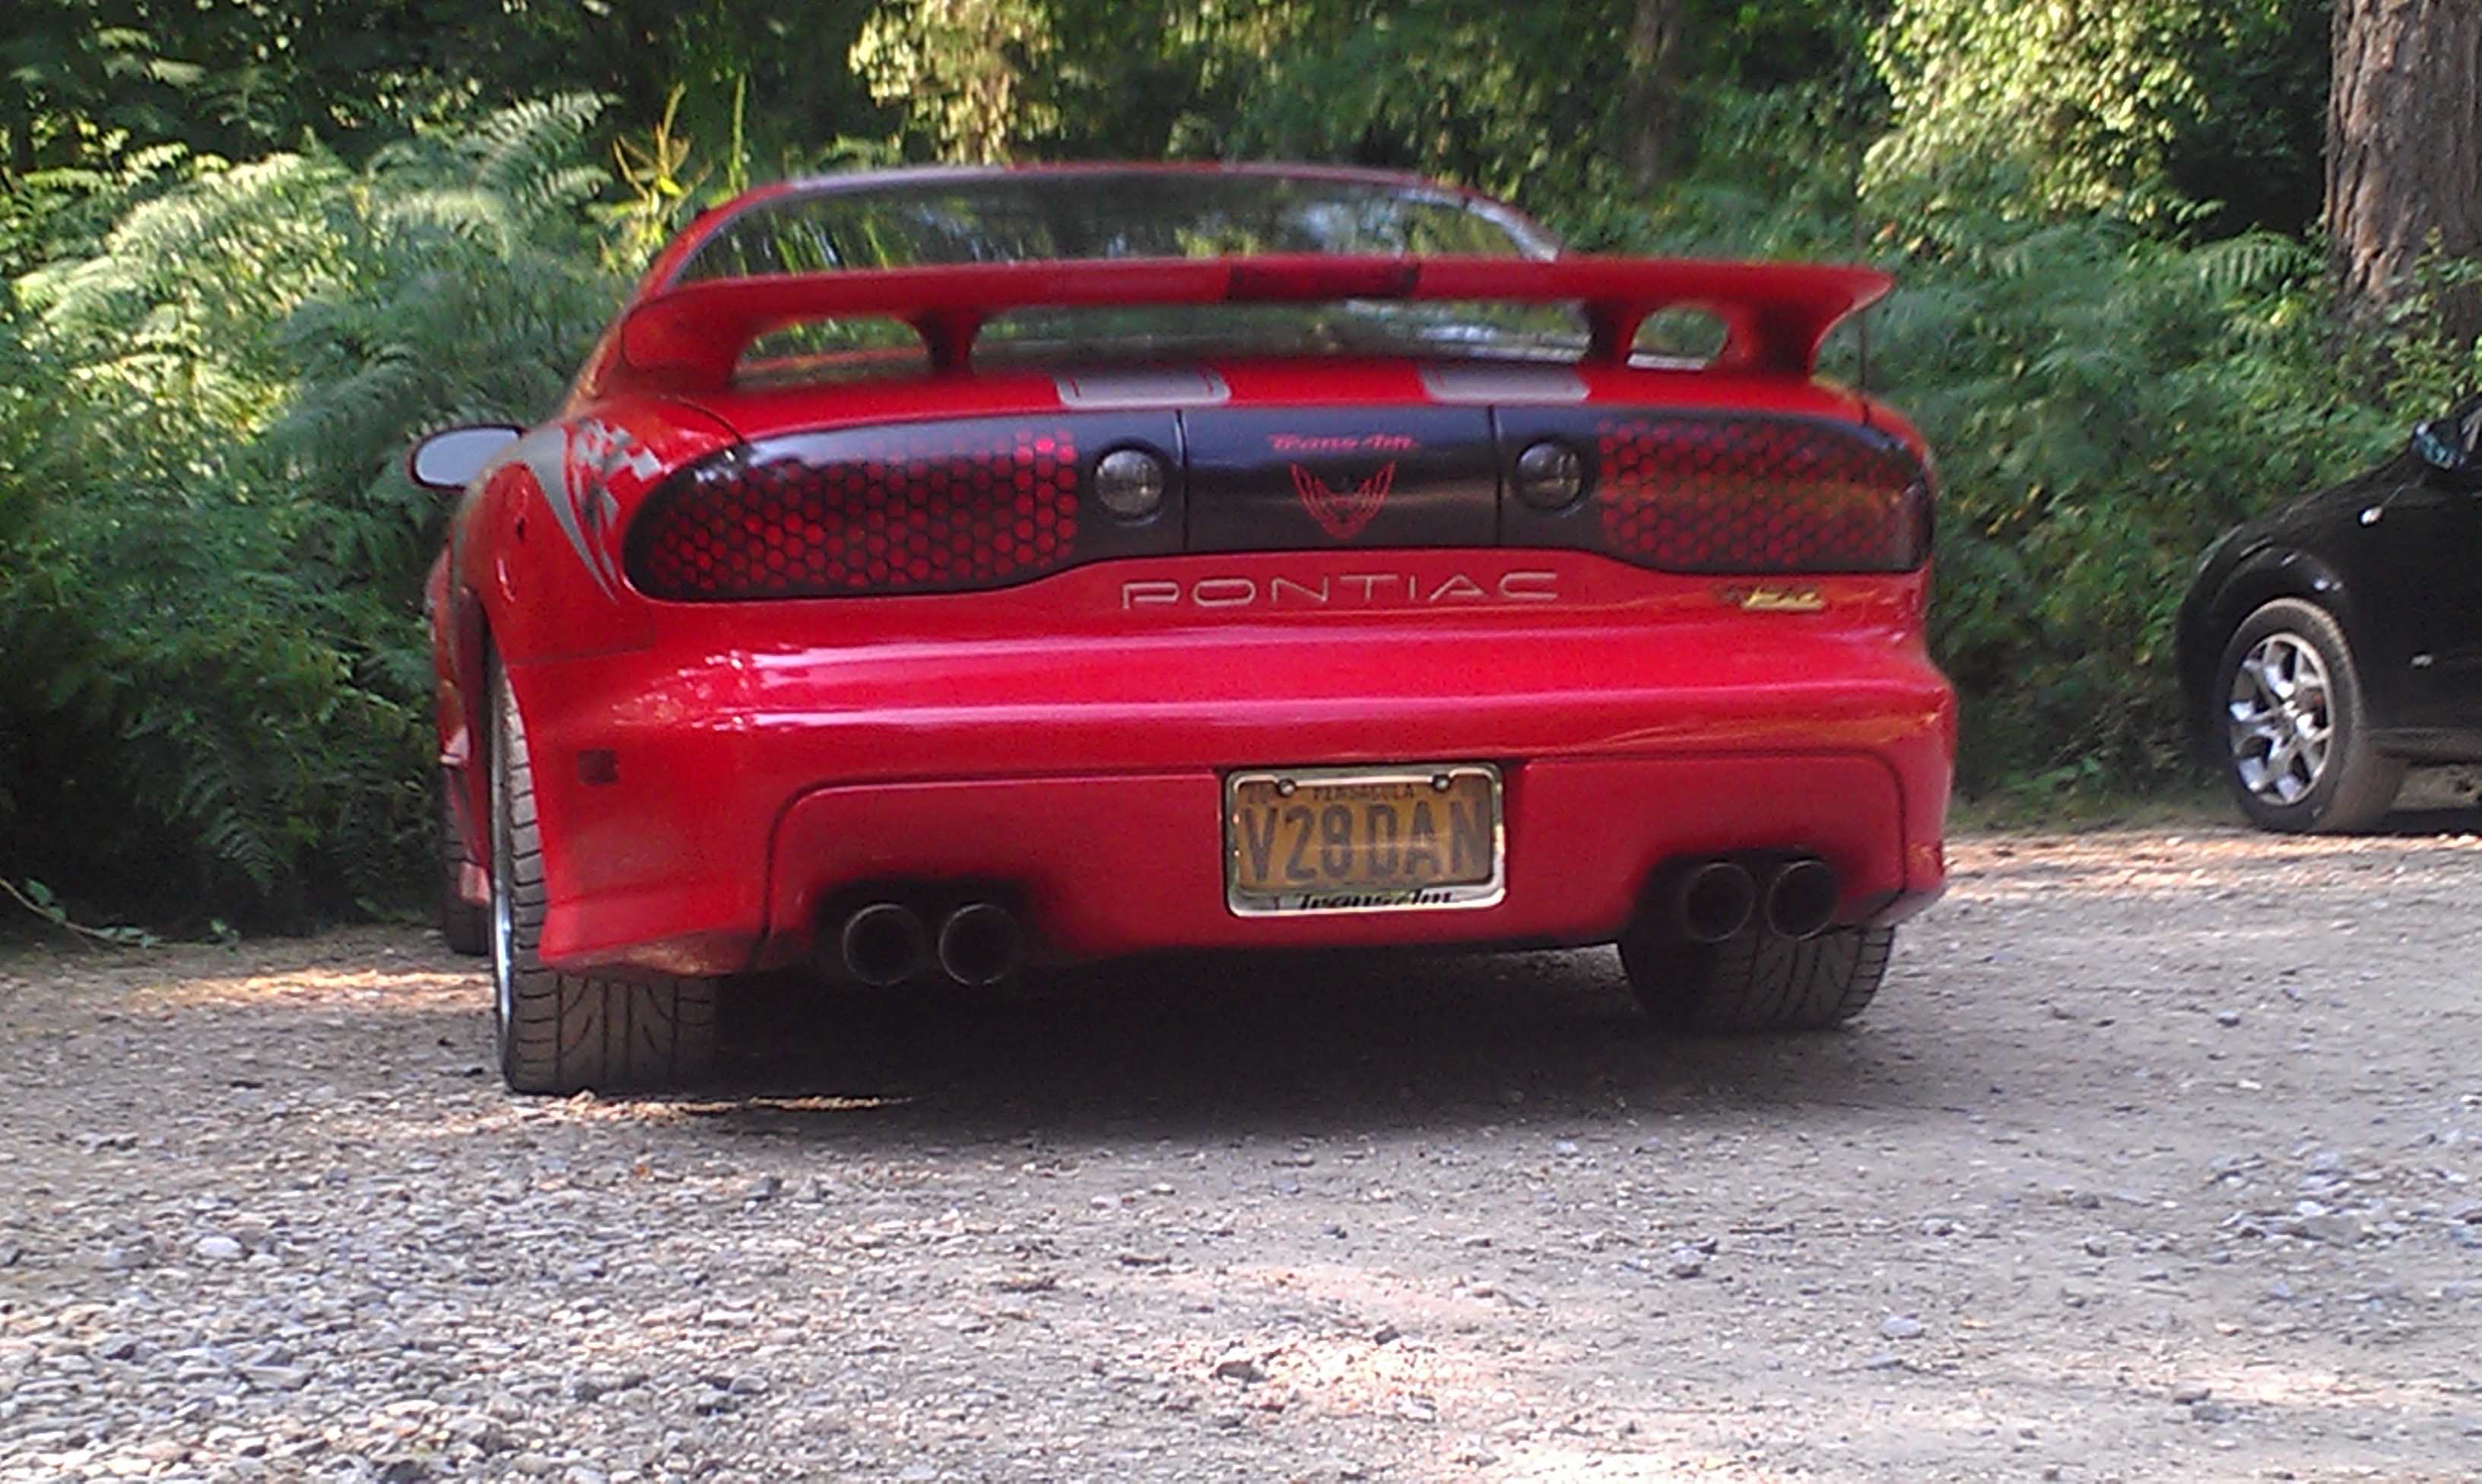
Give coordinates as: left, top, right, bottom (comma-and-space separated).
7, 824, 2482, 1483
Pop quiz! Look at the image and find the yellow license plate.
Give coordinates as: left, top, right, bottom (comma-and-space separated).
1224, 764, 1505, 915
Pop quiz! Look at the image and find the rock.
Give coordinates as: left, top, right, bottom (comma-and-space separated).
2300, 1214, 2366, 1245
1879, 1315, 1925, 1340
1667, 1247, 1707, 1279
194, 1235, 245, 1262
2171, 1381, 2214, 1404
2215, 1010, 2242, 1027
240, 1364, 311, 1392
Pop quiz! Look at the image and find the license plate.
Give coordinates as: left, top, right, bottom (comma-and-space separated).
1224, 763, 1505, 915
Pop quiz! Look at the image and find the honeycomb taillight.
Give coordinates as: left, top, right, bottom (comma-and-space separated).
628, 422, 1084, 600
1589, 415, 1931, 574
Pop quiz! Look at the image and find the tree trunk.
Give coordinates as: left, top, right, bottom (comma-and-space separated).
1626, 0, 1684, 191
2327, 0, 2482, 339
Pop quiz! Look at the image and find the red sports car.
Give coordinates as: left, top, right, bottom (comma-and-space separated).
411, 164, 1954, 1095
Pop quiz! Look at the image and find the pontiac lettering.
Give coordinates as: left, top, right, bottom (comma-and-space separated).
1123, 570, 1559, 610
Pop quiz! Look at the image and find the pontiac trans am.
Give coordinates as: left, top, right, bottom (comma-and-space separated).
411, 164, 1956, 1094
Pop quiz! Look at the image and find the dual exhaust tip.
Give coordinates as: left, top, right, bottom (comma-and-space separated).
829, 859, 1827, 981
1670, 855, 1839, 943
833, 899, 1024, 987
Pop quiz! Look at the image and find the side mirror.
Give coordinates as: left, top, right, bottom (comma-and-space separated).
2414, 390, 2482, 480
408, 424, 525, 491
2412, 417, 2465, 472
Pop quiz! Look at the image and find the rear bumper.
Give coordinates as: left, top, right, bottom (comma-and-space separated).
754, 753, 1935, 966
490, 565, 1954, 976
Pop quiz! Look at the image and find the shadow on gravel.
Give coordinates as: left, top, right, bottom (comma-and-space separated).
2374, 805, 2482, 836
698, 946, 1945, 1148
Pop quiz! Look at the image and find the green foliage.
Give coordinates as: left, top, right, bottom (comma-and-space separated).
1865, 0, 2328, 236
1868, 0, 2202, 221
1872, 218, 2403, 801
2, 1, 892, 187
0, 99, 623, 929
2, 878, 158, 947
853, 0, 1057, 164
2163, 0, 2328, 237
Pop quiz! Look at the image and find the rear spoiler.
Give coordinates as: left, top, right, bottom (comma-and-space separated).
608, 255, 1892, 395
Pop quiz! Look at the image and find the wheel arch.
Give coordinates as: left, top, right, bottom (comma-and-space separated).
443, 599, 500, 883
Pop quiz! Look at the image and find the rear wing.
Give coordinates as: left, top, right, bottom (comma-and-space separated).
605, 255, 1893, 395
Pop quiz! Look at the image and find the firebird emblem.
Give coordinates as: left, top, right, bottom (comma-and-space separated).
1290, 463, 1395, 541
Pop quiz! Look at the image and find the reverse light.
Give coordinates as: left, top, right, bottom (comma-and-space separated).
1513, 439, 1585, 512
1092, 448, 1169, 521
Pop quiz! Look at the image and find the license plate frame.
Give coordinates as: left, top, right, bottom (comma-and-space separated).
1223, 763, 1506, 917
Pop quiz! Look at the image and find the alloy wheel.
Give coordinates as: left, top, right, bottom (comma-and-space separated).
2226, 630, 2332, 805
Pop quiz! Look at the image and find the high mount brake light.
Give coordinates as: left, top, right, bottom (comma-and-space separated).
1589, 416, 1931, 575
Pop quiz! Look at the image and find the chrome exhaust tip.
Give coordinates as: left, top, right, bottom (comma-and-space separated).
936, 902, 1024, 986
839, 902, 929, 986
1761, 858, 1838, 940
1674, 859, 1757, 943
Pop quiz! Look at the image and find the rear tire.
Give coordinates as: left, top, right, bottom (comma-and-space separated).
489, 658, 716, 1094
1621, 924, 1893, 1032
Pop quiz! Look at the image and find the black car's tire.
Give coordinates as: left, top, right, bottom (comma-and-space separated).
1620, 924, 1893, 1032
2213, 598, 2403, 834
437, 773, 490, 957
489, 659, 716, 1095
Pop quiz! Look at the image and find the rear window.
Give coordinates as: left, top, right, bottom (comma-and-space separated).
732, 302, 1590, 388
678, 170, 1557, 283
976, 300, 1586, 367
735, 318, 931, 388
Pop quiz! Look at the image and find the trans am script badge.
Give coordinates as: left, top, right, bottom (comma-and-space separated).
1290, 463, 1395, 541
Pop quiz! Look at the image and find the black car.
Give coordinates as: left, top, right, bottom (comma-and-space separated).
2177, 395, 2482, 832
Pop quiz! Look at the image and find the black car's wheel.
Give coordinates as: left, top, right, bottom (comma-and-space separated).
1620, 924, 1893, 1032
437, 772, 490, 957
489, 658, 716, 1094
2214, 598, 2402, 834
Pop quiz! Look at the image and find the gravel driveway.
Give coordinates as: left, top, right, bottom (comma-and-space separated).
6, 825, 2482, 1483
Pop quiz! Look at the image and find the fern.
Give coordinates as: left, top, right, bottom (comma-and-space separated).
1, 99, 628, 928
